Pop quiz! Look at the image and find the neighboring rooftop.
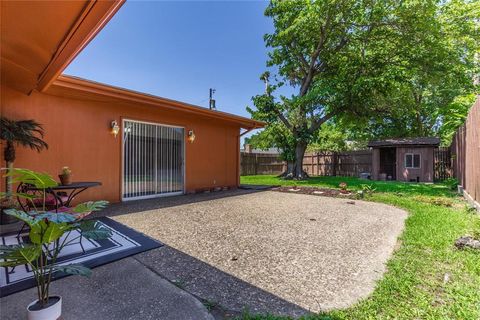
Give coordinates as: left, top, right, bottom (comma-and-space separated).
242, 144, 281, 154
368, 137, 441, 148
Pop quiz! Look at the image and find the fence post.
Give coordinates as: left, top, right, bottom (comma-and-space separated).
332, 152, 338, 176
311, 153, 314, 175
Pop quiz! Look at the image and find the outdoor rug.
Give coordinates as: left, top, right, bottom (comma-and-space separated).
0, 217, 162, 297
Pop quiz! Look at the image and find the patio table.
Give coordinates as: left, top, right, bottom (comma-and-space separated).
16, 181, 102, 212
14, 181, 102, 241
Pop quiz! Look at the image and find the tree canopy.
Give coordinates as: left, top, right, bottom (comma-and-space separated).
247, 0, 479, 174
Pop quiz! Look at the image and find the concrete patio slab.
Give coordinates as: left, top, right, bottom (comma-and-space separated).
0, 257, 214, 320
113, 191, 408, 315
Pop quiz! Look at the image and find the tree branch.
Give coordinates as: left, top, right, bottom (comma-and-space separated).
299, 13, 333, 97
309, 110, 338, 134
275, 109, 293, 131
287, 43, 309, 75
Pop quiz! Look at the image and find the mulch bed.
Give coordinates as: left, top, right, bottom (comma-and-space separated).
271, 186, 356, 199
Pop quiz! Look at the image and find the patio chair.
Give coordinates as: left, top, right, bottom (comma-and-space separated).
16, 186, 69, 238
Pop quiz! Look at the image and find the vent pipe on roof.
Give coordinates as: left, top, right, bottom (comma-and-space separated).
209, 88, 216, 110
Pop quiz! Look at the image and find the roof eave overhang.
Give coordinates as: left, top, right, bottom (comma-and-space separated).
50, 75, 265, 129
35, 0, 125, 93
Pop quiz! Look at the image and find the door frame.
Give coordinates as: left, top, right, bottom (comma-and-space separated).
121, 118, 186, 201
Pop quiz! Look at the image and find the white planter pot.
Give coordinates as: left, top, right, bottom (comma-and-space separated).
27, 296, 62, 320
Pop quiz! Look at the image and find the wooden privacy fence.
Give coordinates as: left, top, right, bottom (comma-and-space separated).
302, 151, 372, 177
451, 96, 480, 207
434, 147, 452, 181
240, 153, 285, 175
240, 151, 373, 176
242, 148, 454, 180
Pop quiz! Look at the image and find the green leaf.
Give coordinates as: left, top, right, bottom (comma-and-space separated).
0, 244, 41, 267
29, 219, 47, 244
2, 168, 57, 189
54, 264, 92, 277
79, 220, 112, 240
4, 209, 37, 227
35, 212, 77, 223
42, 223, 69, 243
11, 192, 38, 201
72, 201, 109, 214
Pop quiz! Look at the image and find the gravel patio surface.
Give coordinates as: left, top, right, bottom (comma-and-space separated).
113, 191, 408, 313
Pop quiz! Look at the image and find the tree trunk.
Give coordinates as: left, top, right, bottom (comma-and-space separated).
293, 142, 308, 179
4, 142, 15, 199
280, 141, 309, 180
5, 162, 13, 198
278, 161, 294, 178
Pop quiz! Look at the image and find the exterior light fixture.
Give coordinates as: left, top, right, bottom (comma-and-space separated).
187, 130, 196, 143
111, 120, 120, 137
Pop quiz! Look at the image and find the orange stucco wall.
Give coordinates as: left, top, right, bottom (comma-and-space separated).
0, 85, 241, 203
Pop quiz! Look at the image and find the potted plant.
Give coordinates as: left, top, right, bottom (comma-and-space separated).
58, 167, 72, 186
0, 168, 111, 320
0, 117, 48, 225
0, 198, 20, 225
338, 182, 349, 194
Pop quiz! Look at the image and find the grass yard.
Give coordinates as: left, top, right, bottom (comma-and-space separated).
239, 175, 480, 320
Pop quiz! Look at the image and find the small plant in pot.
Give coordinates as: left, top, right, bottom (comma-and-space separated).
58, 167, 72, 186
0, 198, 20, 225
338, 182, 349, 194
0, 168, 111, 320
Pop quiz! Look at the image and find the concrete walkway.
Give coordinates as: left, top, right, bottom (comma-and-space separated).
0, 257, 214, 320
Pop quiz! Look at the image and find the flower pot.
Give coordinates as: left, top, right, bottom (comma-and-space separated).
0, 207, 18, 225
27, 296, 62, 320
58, 174, 71, 186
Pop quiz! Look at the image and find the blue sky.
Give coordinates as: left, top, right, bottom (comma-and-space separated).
65, 0, 279, 145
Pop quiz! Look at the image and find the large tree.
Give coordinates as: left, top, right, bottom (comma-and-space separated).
248, 0, 421, 179
248, 0, 479, 178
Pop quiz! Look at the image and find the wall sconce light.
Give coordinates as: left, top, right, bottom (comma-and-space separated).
111, 120, 120, 137
187, 130, 196, 143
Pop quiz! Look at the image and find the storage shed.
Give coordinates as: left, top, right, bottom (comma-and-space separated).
368, 137, 440, 182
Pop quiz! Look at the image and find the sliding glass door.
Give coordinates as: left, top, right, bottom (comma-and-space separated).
122, 120, 184, 200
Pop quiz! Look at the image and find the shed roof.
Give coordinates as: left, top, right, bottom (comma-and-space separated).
368, 137, 440, 148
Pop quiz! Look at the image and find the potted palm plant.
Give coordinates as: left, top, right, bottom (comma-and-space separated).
0, 168, 111, 320
0, 117, 48, 225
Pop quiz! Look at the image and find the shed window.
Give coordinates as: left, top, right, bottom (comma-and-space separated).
405, 153, 420, 169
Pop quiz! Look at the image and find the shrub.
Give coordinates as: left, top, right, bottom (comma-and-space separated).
443, 178, 459, 191
360, 184, 376, 196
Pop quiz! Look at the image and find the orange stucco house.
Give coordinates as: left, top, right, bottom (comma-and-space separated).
0, 0, 263, 203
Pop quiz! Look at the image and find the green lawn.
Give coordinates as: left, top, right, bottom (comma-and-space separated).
239, 175, 480, 320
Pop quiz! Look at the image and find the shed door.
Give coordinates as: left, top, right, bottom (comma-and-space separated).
122, 120, 184, 201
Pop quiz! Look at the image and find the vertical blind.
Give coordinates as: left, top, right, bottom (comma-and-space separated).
123, 120, 184, 200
